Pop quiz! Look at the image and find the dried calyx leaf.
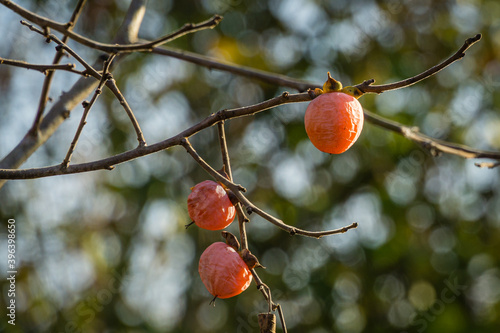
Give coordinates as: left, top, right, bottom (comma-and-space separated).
221, 231, 240, 251
218, 166, 231, 180
226, 190, 239, 206
240, 249, 265, 269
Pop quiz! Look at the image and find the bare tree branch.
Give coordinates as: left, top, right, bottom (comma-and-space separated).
0, 0, 148, 189
30, 0, 88, 136
181, 137, 359, 239
151, 46, 316, 92
364, 109, 500, 160
0, 91, 310, 180
132, 15, 222, 51
1, 0, 497, 191
0, 0, 222, 54
20, 22, 147, 146
0, 57, 81, 74
62, 54, 116, 168
354, 34, 482, 94
216, 121, 250, 250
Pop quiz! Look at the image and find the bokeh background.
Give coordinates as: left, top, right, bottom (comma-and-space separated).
1, 0, 500, 332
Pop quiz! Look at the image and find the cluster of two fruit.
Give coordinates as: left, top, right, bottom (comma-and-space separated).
188, 180, 254, 301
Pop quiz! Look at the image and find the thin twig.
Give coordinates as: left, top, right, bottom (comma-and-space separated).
6, 0, 493, 167
231, 186, 359, 238
22, 20, 147, 147
151, 46, 315, 92
354, 34, 482, 94
276, 304, 287, 333
30, 0, 88, 137
1, 0, 221, 54
217, 122, 250, 249
0, 91, 311, 180
251, 269, 287, 333
105, 77, 147, 146
235, 205, 250, 250
20, 21, 99, 77
181, 138, 246, 192
0, 0, 147, 191
217, 121, 232, 180
1, 76, 499, 180
181, 138, 359, 238
61, 54, 116, 167
250, 271, 272, 312
364, 109, 500, 161
0, 57, 80, 74
130, 15, 222, 51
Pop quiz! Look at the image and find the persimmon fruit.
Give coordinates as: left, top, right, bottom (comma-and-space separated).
187, 180, 236, 230
198, 242, 253, 299
305, 92, 364, 154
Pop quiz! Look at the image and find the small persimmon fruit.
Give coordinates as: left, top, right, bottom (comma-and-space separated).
187, 180, 236, 230
199, 242, 253, 299
305, 92, 364, 154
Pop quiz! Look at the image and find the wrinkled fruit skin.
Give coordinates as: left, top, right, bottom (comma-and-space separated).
188, 180, 236, 230
305, 92, 364, 154
199, 242, 252, 299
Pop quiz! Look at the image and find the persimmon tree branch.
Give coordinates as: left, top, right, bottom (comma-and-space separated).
216, 124, 281, 331
180, 138, 359, 239
152, 37, 500, 166
21, 23, 146, 145
0, 0, 148, 190
354, 34, 482, 94
62, 54, 116, 168
364, 109, 500, 161
0, 91, 310, 180
130, 14, 222, 51
0, 0, 222, 54
251, 271, 285, 333
4, 0, 495, 177
30, 0, 88, 136
151, 46, 315, 92
217, 121, 232, 181
217, 121, 250, 250
0, 57, 81, 74
20, 21, 98, 76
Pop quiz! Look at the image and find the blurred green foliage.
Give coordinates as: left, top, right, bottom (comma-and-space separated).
1, 0, 500, 332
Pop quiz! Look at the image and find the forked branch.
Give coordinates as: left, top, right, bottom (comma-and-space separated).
353, 34, 482, 94
1, 0, 222, 54
61, 54, 117, 168
181, 138, 359, 239
20, 20, 147, 146
30, 0, 88, 136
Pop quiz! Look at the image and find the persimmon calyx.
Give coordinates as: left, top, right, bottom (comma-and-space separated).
322, 72, 343, 93
222, 231, 240, 251
314, 72, 364, 99
341, 86, 364, 99
313, 72, 343, 96
241, 249, 265, 269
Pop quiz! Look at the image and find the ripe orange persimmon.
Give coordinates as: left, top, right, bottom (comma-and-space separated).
305, 92, 364, 154
198, 242, 253, 299
187, 180, 236, 230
